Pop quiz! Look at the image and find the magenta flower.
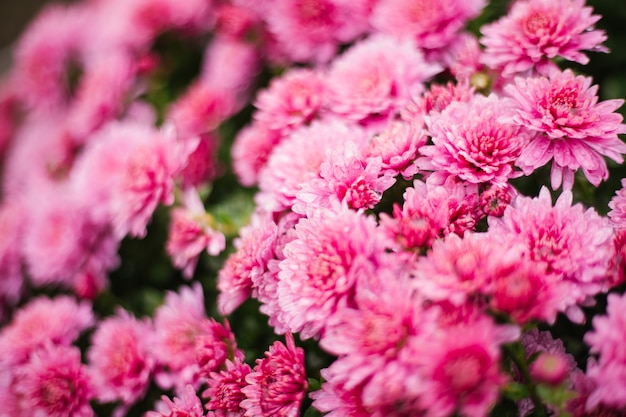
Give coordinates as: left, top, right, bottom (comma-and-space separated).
232, 122, 283, 187
481, 0, 608, 77
585, 293, 626, 410
87, 309, 154, 410
488, 187, 615, 320
203, 359, 252, 417
608, 178, 626, 228
506, 69, 626, 189
421, 94, 527, 186
241, 334, 307, 417
147, 385, 206, 417
13, 344, 94, 417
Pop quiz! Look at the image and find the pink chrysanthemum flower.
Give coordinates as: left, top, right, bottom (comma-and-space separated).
147, 385, 206, 417
254, 68, 327, 133
585, 292, 626, 410
240, 334, 307, 417
371, 0, 486, 50
294, 144, 396, 214
364, 120, 428, 179
277, 206, 393, 339
177, 133, 220, 188
72, 121, 181, 238
480, 0, 608, 78
607, 179, 626, 228
0, 201, 26, 318
506, 69, 626, 189
444, 32, 485, 81
257, 120, 369, 212
326, 35, 441, 124
167, 189, 225, 279
488, 187, 615, 321
218, 212, 277, 315
13, 344, 93, 417
402, 80, 474, 119
232, 122, 283, 187
479, 185, 513, 217
380, 177, 480, 253
421, 94, 527, 185
0, 295, 94, 366
87, 309, 154, 411
203, 359, 252, 416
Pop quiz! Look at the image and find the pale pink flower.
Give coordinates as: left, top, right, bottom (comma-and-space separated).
585, 292, 626, 410
608, 178, 626, 228
72, 120, 181, 238
253, 68, 327, 133
380, 178, 480, 253
147, 385, 206, 417
0, 296, 94, 366
240, 334, 307, 417
13, 344, 93, 417
214, 3, 260, 40
203, 359, 252, 417
231, 122, 283, 187
218, 212, 277, 315
421, 94, 527, 185
311, 368, 374, 417
371, 0, 486, 50
262, 0, 371, 63
295, 144, 396, 214
488, 187, 615, 319
87, 309, 154, 409
326, 35, 441, 123
167, 189, 225, 278
444, 32, 485, 81
257, 119, 369, 212
277, 206, 392, 339
506, 69, 626, 189
364, 119, 428, 179
480, 0, 608, 78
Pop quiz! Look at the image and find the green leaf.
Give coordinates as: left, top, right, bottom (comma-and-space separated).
503, 382, 531, 401
303, 406, 323, 417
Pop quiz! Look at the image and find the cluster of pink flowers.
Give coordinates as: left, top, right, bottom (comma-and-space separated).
1, 0, 626, 416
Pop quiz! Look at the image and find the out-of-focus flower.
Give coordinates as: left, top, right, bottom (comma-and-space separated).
147, 384, 206, 417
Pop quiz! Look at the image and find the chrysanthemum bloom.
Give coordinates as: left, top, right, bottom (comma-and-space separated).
203, 359, 252, 417
380, 178, 480, 253
87, 309, 154, 411
421, 94, 527, 186
401, 81, 474, 119
326, 35, 441, 124
241, 334, 307, 417
257, 119, 369, 212
506, 69, 626, 189
0, 201, 26, 319
177, 133, 220, 188
12, 344, 93, 417
232, 122, 283, 187
585, 293, 626, 410
262, 0, 371, 63
480, 0, 608, 78
294, 144, 396, 214
72, 120, 181, 238
488, 187, 615, 321
147, 385, 206, 417
407, 315, 518, 417
371, 0, 486, 50
153, 284, 239, 393
277, 206, 392, 338
253, 68, 327, 133
218, 212, 277, 315
364, 119, 428, 179
444, 32, 485, 81
608, 178, 626, 228
167, 189, 225, 278
0, 295, 94, 366
479, 185, 512, 217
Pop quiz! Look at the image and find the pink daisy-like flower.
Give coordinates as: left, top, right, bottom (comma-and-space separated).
326, 35, 441, 123
232, 122, 283, 187
506, 69, 626, 189
608, 178, 626, 228
371, 0, 486, 50
402, 80, 474, 119
380, 178, 480, 254
253, 68, 327, 133
0, 295, 94, 366
147, 384, 206, 417
421, 94, 527, 185
444, 32, 485, 81
277, 205, 392, 339
167, 189, 225, 279
203, 359, 252, 417
240, 333, 307, 417
87, 309, 154, 410
480, 0, 608, 78
13, 344, 93, 417
488, 187, 615, 319
585, 292, 626, 410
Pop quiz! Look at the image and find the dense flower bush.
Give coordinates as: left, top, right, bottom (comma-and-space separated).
1, 0, 626, 416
